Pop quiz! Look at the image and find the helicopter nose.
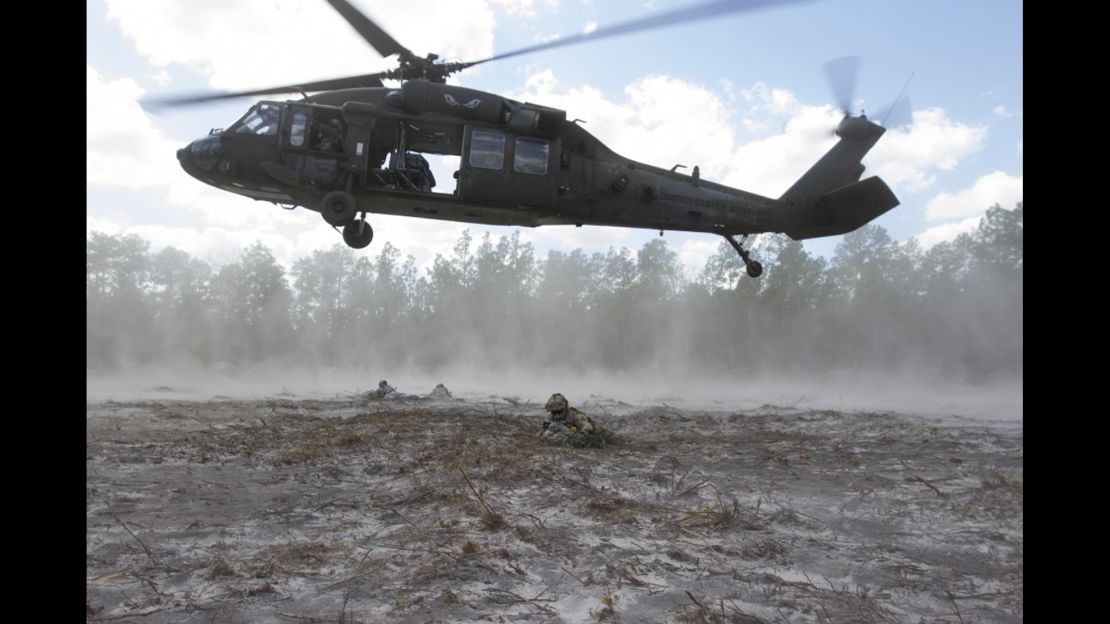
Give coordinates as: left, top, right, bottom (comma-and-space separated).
180, 135, 221, 174
177, 142, 195, 177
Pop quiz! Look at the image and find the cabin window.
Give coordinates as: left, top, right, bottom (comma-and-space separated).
290, 111, 308, 147
469, 130, 505, 170
234, 103, 281, 136
514, 138, 549, 175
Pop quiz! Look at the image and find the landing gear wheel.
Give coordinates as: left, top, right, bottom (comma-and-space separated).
722, 234, 763, 279
343, 218, 374, 249
320, 191, 357, 226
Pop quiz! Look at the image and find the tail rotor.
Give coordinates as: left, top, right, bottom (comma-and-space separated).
875, 72, 915, 129
823, 57, 914, 129
823, 55, 860, 117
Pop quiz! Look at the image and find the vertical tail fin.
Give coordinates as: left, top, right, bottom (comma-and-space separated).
778, 115, 899, 240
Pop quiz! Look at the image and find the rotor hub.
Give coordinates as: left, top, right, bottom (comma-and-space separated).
836, 115, 881, 141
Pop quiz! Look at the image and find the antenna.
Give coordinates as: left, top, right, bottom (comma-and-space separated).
881, 72, 915, 127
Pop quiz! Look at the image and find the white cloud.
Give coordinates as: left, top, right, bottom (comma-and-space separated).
489, 0, 558, 18
583, 20, 598, 34
724, 89, 983, 198
925, 171, 1023, 222
491, 0, 536, 17
677, 238, 720, 278
511, 69, 988, 204
87, 215, 302, 268
366, 215, 472, 272
88, 63, 293, 229
718, 77, 736, 102
87, 210, 473, 273
741, 81, 800, 116
992, 105, 1012, 118
87, 65, 181, 189
869, 108, 987, 193
915, 217, 981, 249
149, 69, 171, 86
105, 0, 495, 90
914, 170, 1022, 249
512, 70, 736, 182
732, 81, 801, 136
723, 105, 841, 197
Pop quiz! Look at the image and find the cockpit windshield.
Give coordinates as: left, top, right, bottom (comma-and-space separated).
233, 103, 281, 136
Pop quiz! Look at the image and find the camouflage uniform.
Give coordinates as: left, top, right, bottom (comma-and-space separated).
540, 393, 604, 448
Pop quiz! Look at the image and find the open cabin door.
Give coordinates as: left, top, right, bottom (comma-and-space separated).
457, 126, 559, 208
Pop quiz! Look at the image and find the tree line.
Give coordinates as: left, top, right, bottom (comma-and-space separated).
87, 203, 1022, 380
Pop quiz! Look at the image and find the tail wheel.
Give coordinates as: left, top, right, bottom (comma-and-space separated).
343, 218, 374, 249
723, 234, 763, 279
320, 190, 357, 226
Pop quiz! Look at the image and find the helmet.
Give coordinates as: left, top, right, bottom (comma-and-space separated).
545, 393, 568, 413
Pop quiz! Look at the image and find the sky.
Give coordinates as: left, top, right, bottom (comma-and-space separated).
87, 0, 1023, 275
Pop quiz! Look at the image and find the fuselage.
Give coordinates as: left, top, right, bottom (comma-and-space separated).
177, 84, 790, 237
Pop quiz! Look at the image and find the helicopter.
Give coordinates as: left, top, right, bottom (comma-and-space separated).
158, 0, 900, 278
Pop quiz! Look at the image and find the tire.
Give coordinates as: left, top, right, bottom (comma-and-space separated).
746, 261, 763, 278
343, 219, 374, 249
320, 191, 357, 226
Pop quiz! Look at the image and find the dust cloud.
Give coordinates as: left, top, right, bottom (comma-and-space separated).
87, 364, 1021, 422
87, 204, 1024, 419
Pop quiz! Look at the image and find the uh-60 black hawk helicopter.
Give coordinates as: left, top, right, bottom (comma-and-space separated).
159, 0, 901, 278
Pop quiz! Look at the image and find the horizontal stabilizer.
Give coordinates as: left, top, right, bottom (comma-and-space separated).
783, 177, 899, 240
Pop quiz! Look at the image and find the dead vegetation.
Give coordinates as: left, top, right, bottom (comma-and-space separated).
673, 484, 743, 529
87, 397, 1023, 623
673, 591, 767, 624
458, 467, 506, 530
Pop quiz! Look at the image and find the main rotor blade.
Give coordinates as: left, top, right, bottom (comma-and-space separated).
324, 0, 413, 59
144, 73, 387, 109
463, 0, 818, 68
823, 55, 859, 115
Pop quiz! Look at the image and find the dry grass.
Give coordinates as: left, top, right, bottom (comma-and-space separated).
674, 484, 740, 529
255, 542, 332, 577
203, 554, 237, 581
458, 467, 507, 530
87, 398, 1022, 623
672, 591, 754, 624
479, 509, 505, 530
589, 589, 617, 621
331, 431, 363, 446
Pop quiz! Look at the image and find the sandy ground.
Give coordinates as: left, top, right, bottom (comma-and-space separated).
86, 393, 1022, 623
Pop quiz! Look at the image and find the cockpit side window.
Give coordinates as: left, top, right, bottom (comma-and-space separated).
469, 130, 505, 170
290, 111, 308, 147
234, 103, 281, 136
